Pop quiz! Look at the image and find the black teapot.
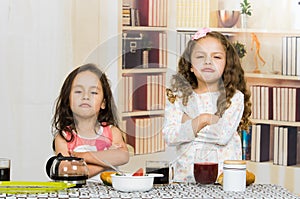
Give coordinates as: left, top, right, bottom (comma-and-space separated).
46, 153, 89, 187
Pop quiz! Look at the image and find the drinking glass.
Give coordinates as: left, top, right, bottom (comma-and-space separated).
0, 158, 10, 181
194, 149, 218, 184
145, 161, 170, 184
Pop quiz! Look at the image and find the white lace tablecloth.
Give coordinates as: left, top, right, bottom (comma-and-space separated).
1, 182, 299, 199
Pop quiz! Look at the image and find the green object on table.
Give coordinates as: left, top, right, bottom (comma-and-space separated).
0, 181, 75, 194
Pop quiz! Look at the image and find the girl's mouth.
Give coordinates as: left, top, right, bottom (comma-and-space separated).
201, 68, 215, 72
80, 103, 91, 107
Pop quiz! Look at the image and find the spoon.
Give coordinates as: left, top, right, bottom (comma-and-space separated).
101, 159, 126, 176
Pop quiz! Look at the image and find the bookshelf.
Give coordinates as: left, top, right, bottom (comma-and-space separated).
120, 0, 169, 155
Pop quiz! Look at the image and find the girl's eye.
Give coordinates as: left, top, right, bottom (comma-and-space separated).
74, 90, 82, 94
213, 55, 223, 59
91, 91, 98, 95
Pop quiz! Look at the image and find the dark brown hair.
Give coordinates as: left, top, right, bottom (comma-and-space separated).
52, 63, 119, 143
170, 31, 251, 131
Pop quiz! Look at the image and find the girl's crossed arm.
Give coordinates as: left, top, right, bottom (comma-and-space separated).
71, 126, 129, 174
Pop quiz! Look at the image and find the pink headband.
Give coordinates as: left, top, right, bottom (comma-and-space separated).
191, 27, 211, 40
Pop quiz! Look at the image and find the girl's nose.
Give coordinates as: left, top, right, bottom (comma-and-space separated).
204, 56, 212, 64
82, 92, 89, 100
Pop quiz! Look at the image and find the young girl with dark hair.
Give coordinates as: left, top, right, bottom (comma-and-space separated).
163, 28, 251, 182
52, 63, 129, 179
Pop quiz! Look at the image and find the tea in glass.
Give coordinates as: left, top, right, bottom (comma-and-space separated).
146, 161, 170, 184
194, 149, 218, 184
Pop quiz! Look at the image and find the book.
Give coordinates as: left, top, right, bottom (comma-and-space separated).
296, 88, 300, 121
282, 37, 287, 75
296, 37, 300, 76
283, 127, 298, 166
273, 87, 277, 120
126, 118, 137, 153
241, 128, 252, 160
273, 126, 279, 165
278, 127, 284, 165
250, 124, 256, 161
268, 86, 273, 120
132, 75, 148, 111
136, 0, 150, 26
255, 124, 271, 162
148, 32, 160, 68
291, 37, 297, 76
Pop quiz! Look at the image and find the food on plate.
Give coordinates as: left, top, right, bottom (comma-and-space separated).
100, 171, 117, 186
132, 168, 144, 176
217, 170, 255, 186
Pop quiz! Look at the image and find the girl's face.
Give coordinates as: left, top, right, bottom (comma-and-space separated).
190, 36, 226, 88
69, 71, 105, 119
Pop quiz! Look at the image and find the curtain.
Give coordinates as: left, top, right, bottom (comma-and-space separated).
0, 0, 73, 180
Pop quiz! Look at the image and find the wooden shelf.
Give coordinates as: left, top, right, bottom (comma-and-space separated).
122, 68, 167, 74
245, 73, 300, 81
123, 26, 167, 31
122, 110, 165, 117
246, 73, 300, 88
251, 119, 300, 127
176, 27, 300, 35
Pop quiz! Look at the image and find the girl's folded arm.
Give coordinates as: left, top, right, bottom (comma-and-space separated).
162, 98, 196, 146
72, 126, 129, 167
196, 91, 244, 145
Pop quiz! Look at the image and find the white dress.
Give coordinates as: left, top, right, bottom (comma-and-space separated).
162, 90, 244, 182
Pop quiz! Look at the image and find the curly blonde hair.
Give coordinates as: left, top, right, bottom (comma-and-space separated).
170, 31, 251, 131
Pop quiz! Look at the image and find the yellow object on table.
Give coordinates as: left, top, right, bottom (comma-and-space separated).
100, 171, 117, 186
217, 170, 255, 186
0, 181, 75, 194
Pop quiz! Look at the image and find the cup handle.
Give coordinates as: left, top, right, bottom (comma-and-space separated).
169, 161, 176, 183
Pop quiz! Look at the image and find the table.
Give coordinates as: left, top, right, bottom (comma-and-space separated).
0, 182, 299, 199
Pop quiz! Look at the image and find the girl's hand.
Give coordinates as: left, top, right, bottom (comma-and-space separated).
192, 113, 220, 135
200, 113, 220, 126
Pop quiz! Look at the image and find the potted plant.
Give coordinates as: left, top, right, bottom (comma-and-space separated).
240, 0, 252, 28
240, 0, 252, 16
232, 41, 247, 59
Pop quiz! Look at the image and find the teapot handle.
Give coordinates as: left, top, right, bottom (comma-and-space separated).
45, 153, 63, 178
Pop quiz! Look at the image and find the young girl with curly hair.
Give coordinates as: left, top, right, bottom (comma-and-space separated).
52, 63, 129, 179
163, 28, 251, 182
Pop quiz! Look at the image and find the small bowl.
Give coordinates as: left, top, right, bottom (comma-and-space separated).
111, 173, 163, 192
217, 10, 240, 28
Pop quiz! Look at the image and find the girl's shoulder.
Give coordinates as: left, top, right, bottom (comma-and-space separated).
233, 90, 244, 97
100, 123, 113, 140
231, 90, 244, 102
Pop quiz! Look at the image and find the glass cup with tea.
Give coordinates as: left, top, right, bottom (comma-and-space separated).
194, 148, 218, 184
0, 158, 11, 181
145, 160, 170, 184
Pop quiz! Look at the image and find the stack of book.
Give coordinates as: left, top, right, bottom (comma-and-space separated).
126, 116, 165, 154
282, 36, 300, 76
176, 0, 218, 28
122, 3, 139, 26
123, 74, 165, 112
250, 85, 300, 122
273, 126, 298, 166
136, 0, 168, 27
251, 124, 271, 162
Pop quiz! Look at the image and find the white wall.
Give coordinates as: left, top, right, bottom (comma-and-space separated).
0, 0, 74, 181
219, 0, 300, 30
